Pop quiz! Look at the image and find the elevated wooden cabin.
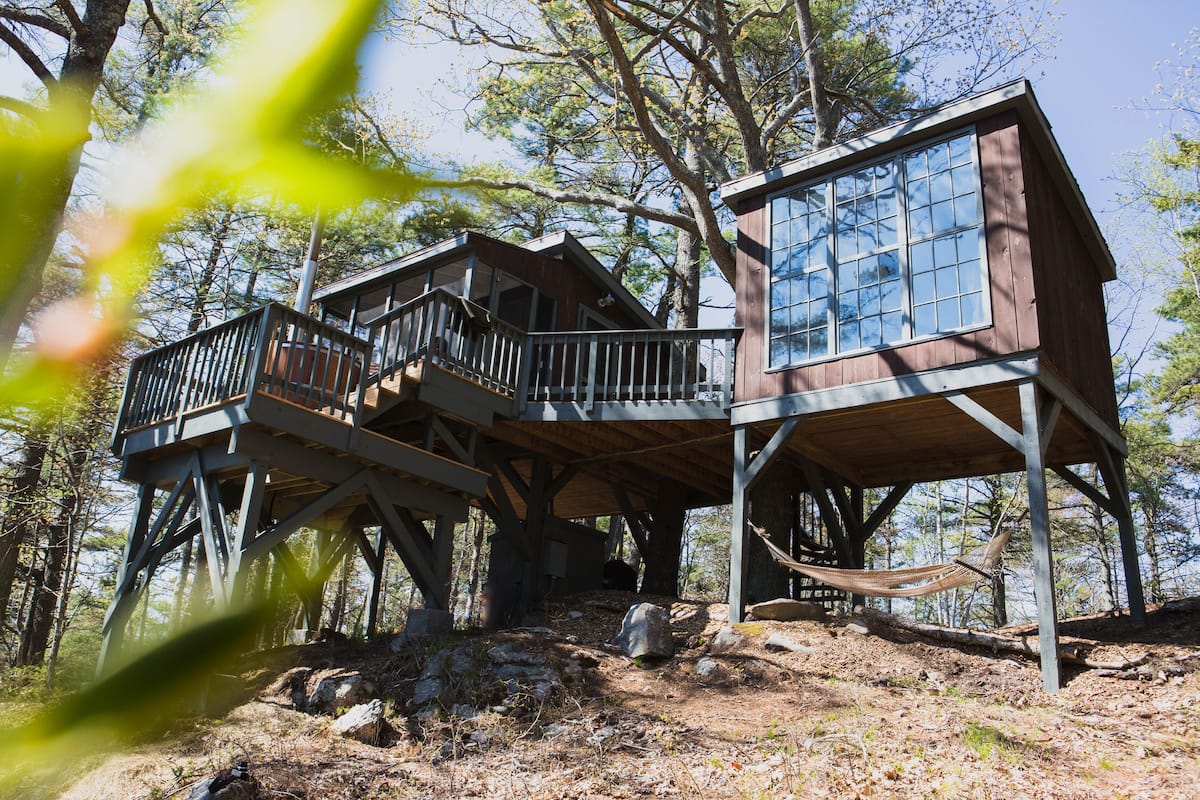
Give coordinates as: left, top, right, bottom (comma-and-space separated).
720, 80, 1143, 690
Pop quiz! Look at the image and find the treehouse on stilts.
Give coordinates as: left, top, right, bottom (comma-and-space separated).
102, 80, 1142, 693
720, 80, 1144, 692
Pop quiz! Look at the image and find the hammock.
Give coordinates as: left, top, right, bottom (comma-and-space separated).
751, 525, 1012, 598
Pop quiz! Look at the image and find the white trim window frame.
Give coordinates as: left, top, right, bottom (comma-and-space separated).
765, 127, 991, 371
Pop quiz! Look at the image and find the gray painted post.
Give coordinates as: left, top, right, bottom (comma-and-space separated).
1020, 380, 1061, 692
226, 462, 267, 605
729, 426, 749, 623
97, 483, 155, 676
1114, 455, 1147, 627
366, 527, 386, 637
429, 515, 456, 611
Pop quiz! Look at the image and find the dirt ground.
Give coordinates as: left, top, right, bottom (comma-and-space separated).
51, 595, 1200, 799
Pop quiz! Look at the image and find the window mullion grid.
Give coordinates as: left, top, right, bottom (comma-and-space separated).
894, 154, 914, 342
970, 132, 993, 327
824, 180, 836, 356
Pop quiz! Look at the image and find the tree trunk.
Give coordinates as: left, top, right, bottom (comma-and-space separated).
463, 511, 487, 626
171, 537, 194, 631
188, 208, 234, 334
0, 0, 135, 367
640, 480, 687, 596
746, 463, 795, 605
0, 427, 49, 619
991, 556, 1008, 628
793, 0, 836, 148
15, 510, 70, 666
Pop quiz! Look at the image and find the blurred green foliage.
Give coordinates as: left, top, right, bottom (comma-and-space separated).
0, 0, 427, 410
0, 0, 440, 791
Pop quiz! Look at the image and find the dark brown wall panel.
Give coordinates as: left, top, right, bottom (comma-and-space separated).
733, 112, 1031, 404
1019, 143, 1121, 430
472, 237, 645, 331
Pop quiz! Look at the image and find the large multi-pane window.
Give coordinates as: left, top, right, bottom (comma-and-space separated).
768, 130, 988, 369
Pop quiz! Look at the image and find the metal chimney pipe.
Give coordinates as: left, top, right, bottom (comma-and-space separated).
294, 210, 325, 312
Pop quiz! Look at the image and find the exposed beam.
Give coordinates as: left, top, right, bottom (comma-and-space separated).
191, 454, 229, 608
944, 391, 1024, 452
566, 431, 733, 465
783, 427, 867, 487
744, 418, 799, 492
230, 428, 467, 519
732, 354, 1041, 425
1035, 366, 1126, 456
243, 471, 368, 561
1051, 465, 1116, 516
863, 482, 914, 537
796, 458, 854, 567
226, 462, 268, 600
1040, 397, 1062, 459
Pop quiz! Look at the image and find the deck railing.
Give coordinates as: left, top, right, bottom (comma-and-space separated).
114, 304, 371, 437
521, 328, 738, 412
114, 295, 739, 441
364, 288, 525, 397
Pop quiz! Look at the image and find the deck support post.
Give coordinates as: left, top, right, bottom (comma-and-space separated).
428, 515, 456, 611
366, 527, 386, 637
943, 379, 1060, 691
1088, 432, 1146, 626
729, 425, 750, 622
1019, 380, 1061, 693
226, 462, 267, 605
97, 483, 156, 676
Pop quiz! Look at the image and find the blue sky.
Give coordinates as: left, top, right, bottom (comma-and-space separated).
1032, 0, 1197, 214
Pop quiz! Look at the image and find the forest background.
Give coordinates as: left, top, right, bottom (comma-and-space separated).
0, 0, 1198, 709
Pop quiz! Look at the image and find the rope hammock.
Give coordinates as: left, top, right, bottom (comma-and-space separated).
751, 524, 1012, 598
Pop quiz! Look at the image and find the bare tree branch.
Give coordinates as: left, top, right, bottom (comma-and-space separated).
448, 174, 701, 232
0, 20, 58, 88
0, 6, 70, 38
141, 0, 165, 36
0, 94, 42, 116
54, 0, 83, 33
585, 0, 736, 283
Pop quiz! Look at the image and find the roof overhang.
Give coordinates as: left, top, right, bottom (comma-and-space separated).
719, 80, 1117, 281
522, 231, 662, 329
314, 233, 473, 304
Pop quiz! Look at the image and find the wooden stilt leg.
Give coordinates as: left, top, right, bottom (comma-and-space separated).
366, 527, 385, 637
1020, 380, 1060, 693
729, 426, 749, 623
98, 484, 155, 676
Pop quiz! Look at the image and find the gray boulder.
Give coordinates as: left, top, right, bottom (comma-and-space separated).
411, 677, 443, 706
764, 633, 814, 654
331, 699, 387, 744
709, 626, 745, 653
307, 673, 375, 714
695, 656, 721, 679
748, 598, 828, 621
611, 603, 674, 659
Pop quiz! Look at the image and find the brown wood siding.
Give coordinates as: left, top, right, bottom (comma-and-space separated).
1020, 140, 1121, 430
733, 112, 1035, 404
471, 237, 646, 332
